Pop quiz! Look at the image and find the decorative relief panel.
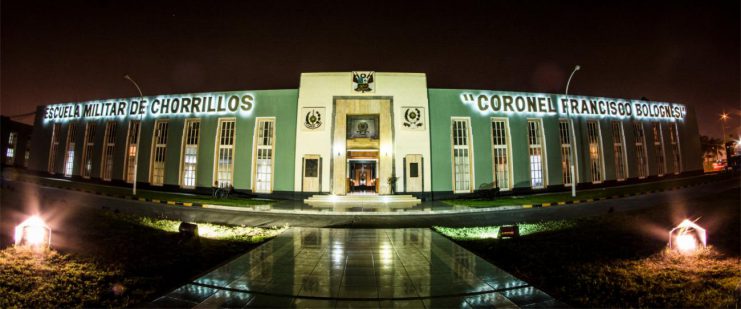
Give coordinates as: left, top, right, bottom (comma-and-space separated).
302, 107, 325, 131
402, 106, 425, 130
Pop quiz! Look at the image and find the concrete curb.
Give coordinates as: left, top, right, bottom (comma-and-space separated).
516, 178, 723, 209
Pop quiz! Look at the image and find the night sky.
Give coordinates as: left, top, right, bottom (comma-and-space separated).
2, 1, 739, 138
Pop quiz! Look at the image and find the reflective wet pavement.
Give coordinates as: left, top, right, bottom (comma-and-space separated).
151, 228, 565, 308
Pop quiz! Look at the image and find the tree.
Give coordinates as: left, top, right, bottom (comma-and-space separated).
700, 135, 723, 160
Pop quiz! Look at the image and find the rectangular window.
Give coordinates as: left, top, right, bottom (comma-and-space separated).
452, 118, 473, 193
63, 123, 77, 177
48, 123, 61, 174
528, 119, 546, 189
215, 119, 235, 188
124, 121, 140, 183
611, 121, 627, 181
150, 120, 169, 185
558, 120, 574, 186
101, 122, 117, 181
80, 123, 96, 178
652, 122, 666, 176
633, 123, 649, 178
181, 120, 200, 188
491, 118, 511, 190
6, 131, 18, 165
254, 118, 274, 193
668, 123, 682, 174
587, 121, 604, 183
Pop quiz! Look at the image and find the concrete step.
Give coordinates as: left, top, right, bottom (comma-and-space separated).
305, 194, 421, 204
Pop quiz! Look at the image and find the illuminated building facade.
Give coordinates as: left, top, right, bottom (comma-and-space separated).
29, 72, 702, 200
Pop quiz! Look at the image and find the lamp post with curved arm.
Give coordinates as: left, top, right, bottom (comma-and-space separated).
124, 74, 144, 196
720, 112, 730, 163
565, 65, 580, 197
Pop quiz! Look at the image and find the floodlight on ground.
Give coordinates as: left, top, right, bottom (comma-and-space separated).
178, 222, 199, 239
668, 219, 706, 254
14, 215, 51, 249
498, 225, 520, 239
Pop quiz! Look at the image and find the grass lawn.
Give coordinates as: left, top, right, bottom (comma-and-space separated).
434, 180, 741, 307
8, 169, 273, 207
445, 174, 719, 208
0, 207, 285, 307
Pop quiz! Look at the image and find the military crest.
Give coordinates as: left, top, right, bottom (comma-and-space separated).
402, 107, 425, 130
302, 107, 325, 131
352, 71, 375, 93
356, 121, 369, 136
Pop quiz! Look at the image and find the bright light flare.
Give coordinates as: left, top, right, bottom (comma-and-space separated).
668, 219, 706, 254
675, 234, 697, 253
14, 215, 51, 249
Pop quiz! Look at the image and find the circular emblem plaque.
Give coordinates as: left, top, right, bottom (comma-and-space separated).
304, 109, 322, 129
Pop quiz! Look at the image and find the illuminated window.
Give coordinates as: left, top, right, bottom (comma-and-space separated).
80, 123, 96, 178
452, 118, 473, 193
491, 118, 511, 190
63, 123, 77, 177
528, 119, 546, 189
253, 118, 274, 193
668, 123, 682, 174
633, 123, 649, 178
652, 122, 666, 176
124, 121, 140, 183
181, 119, 200, 188
215, 118, 236, 188
611, 121, 628, 181
6, 132, 17, 165
101, 121, 117, 181
48, 123, 61, 174
150, 120, 168, 186
586, 121, 604, 183
558, 119, 575, 186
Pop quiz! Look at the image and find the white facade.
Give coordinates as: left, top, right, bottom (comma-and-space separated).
294, 72, 432, 194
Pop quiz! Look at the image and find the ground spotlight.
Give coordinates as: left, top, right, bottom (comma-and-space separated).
178, 222, 199, 239
14, 215, 51, 249
668, 219, 706, 254
498, 225, 520, 238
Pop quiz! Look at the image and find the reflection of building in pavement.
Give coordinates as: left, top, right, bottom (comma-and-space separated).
153, 228, 565, 307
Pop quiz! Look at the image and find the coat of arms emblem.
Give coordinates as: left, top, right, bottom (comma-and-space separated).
301, 107, 325, 131
304, 109, 322, 129
352, 71, 375, 93
402, 107, 425, 130
356, 121, 369, 136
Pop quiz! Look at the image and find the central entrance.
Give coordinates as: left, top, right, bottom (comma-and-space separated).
332, 97, 393, 195
347, 151, 379, 194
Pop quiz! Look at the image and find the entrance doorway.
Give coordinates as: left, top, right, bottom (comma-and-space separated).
348, 160, 377, 194
332, 98, 393, 195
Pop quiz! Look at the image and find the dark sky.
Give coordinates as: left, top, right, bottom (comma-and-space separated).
2, 1, 739, 137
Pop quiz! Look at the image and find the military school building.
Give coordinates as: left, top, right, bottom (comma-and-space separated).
28, 72, 702, 200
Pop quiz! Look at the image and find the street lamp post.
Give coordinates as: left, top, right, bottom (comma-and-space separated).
720, 112, 729, 161
124, 74, 144, 196
565, 65, 581, 198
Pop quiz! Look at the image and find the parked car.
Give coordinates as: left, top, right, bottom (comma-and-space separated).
712, 160, 727, 171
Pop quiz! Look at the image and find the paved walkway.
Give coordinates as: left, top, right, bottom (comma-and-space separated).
150, 228, 565, 308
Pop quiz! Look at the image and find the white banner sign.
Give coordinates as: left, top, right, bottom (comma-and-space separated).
44, 91, 255, 122
460, 91, 686, 121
